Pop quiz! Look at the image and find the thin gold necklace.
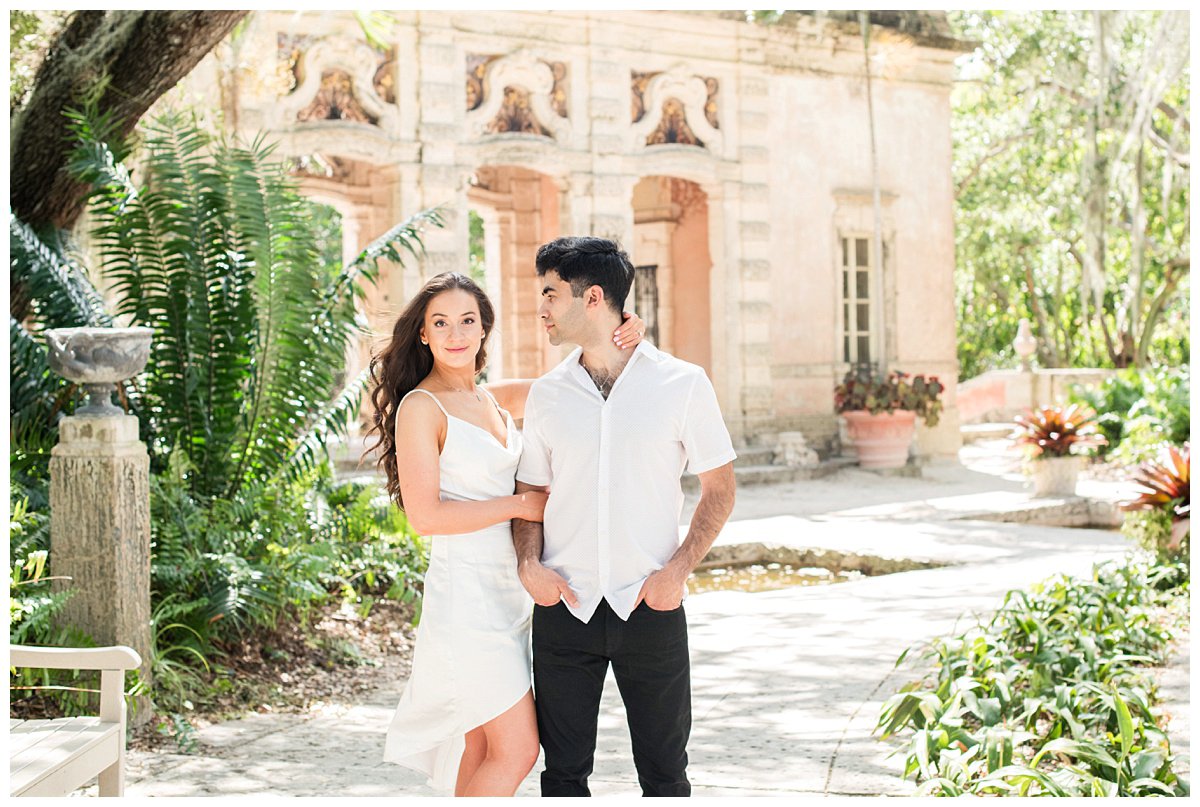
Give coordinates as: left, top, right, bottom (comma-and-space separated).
432, 379, 481, 401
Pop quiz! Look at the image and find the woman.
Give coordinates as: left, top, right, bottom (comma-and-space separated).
366, 272, 643, 796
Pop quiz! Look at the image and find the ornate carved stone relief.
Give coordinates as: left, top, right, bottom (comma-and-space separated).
702, 76, 719, 129
278, 37, 398, 130
647, 98, 702, 146
486, 86, 550, 136
547, 61, 568, 118
278, 33, 318, 94
373, 51, 396, 104
465, 50, 571, 142
629, 68, 723, 153
466, 53, 493, 112
630, 71, 658, 123
632, 72, 719, 130
297, 70, 377, 124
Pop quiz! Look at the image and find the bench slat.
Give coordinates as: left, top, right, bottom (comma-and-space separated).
9, 718, 79, 756
9, 718, 116, 792
11, 718, 103, 774
11, 727, 121, 797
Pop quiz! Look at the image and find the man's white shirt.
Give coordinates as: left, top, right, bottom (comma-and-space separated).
516, 340, 737, 623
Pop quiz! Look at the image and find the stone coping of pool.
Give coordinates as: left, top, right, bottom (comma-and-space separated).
698, 542, 942, 576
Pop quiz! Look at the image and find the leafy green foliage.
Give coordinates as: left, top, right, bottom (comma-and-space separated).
10, 103, 439, 716
9, 215, 118, 491
877, 557, 1189, 796
834, 368, 945, 426
950, 11, 1189, 378
1069, 365, 1190, 462
1120, 443, 1190, 564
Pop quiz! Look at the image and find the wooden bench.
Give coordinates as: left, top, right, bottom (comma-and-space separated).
9, 645, 142, 797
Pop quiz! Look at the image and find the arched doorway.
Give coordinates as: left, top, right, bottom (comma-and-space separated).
467, 165, 562, 379
292, 154, 402, 432
631, 176, 713, 374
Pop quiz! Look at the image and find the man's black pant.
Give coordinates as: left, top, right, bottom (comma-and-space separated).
532, 598, 691, 797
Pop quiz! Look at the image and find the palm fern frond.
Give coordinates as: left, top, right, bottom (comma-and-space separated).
278, 364, 373, 487
9, 316, 75, 489
222, 133, 341, 495
9, 218, 112, 328
138, 111, 252, 490
344, 205, 446, 288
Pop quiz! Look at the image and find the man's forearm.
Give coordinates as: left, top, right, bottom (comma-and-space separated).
512, 517, 545, 566
665, 483, 735, 577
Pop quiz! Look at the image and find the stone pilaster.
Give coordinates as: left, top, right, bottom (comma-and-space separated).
50, 414, 152, 724
414, 18, 467, 285
731, 71, 775, 444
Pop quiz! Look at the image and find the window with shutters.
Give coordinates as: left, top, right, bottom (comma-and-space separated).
840, 234, 874, 366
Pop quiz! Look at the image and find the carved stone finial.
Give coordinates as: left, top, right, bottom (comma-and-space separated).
1013, 317, 1037, 371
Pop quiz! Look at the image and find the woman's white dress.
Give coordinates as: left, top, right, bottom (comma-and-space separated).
383, 388, 532, 792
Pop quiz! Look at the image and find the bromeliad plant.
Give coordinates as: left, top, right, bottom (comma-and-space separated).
834, 368, 945, 426
876, 558, 1189, 797
1011, 403, 1107, 459
1120, 443, 1190, 562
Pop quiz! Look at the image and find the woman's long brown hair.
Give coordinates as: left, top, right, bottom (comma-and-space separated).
364, 272, 495, 509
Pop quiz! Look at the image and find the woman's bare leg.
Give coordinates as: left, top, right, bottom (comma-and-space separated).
455, 725, 488, 796
462, 689, 539, 796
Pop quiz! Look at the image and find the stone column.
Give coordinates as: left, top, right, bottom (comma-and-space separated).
50, 413, 153, 724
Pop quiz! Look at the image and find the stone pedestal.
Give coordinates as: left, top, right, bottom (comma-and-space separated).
50, 413, 153, 725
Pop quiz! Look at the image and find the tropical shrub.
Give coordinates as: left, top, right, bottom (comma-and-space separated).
1069, 366, 1190, 462
1011, 404, 1106, 459
10, 104, 439, 714
1120, 443, 1190, 564
877, 557, 1189, 796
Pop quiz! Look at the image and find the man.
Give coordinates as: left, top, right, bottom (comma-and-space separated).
513, 236, 737, 796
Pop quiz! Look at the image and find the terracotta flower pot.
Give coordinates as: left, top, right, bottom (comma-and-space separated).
1030, 455, 1084, 497
841, 410, 916, 469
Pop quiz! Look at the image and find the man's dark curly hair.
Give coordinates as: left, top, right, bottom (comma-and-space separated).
535, 236, 634, 315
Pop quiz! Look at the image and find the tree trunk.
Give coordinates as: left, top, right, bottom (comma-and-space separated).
1081, 12, 1114, 365
1020, 251, 1061, 366
10, 10, 247, 231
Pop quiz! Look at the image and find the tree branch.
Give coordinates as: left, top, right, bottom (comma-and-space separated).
955, 130, 1034, 197
10, 10, 247, 230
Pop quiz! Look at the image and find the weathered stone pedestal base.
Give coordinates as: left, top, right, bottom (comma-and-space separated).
50, 413, 153, 725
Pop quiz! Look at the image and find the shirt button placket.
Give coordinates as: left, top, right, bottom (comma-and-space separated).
597, 402, 610, 601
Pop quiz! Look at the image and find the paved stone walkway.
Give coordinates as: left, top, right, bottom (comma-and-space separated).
83, 448, 1190, 797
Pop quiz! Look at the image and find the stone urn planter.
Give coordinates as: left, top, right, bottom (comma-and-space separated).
43, 326, 154, 415
834, 368, 944, 470
841, 410, 916, 470
1029, 455, 1085, 497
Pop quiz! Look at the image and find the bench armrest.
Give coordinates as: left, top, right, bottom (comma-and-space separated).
9, 645, 142, 672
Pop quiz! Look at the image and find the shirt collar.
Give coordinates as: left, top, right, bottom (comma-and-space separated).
564, 340, 661, 394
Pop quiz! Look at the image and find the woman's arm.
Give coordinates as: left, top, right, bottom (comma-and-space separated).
483, 379, 534, 420
394, 393, 544, 535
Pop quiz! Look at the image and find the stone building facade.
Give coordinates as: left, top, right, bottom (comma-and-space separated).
180, 10, 968, 456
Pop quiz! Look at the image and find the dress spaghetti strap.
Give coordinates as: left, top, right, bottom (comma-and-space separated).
478, 386, 509, 421
399, 387, 449, 416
